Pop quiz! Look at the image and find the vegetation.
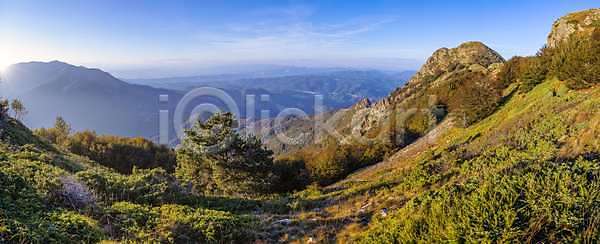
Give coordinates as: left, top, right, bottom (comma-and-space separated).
105, 202, 255, 243
549, 30, 600, 89
35, 118, 177, 174
499, 32, 599, 92
0, 99, 9, 120
176, 112, 276, 196
0, 116, 263, 243
355, 79, 600, 243
9, 99, 27, 121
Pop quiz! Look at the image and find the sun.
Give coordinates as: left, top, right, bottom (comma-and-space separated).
0, 61, 13, 75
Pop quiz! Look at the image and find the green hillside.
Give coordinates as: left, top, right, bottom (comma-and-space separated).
283, 78, 599, 242
0, 117, 265, 243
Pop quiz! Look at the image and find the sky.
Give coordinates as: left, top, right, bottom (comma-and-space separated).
0, 0, 598, 78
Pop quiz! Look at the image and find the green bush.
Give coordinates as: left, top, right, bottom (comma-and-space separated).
298, 137, 391, 185
0, 170, 48, 243
47, 211, 105, 243
358, 157, 600, 243
272, 158, 311, 193
106, 202, 256, 243
105, 202, 158, 241
35, 121, 177, 174
549, 33, 600, 89
76, 167, 183, 205
155, 204, 255, 243
66, 131, 177, 174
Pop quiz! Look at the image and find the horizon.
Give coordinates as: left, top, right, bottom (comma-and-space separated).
1, 1, 598, 78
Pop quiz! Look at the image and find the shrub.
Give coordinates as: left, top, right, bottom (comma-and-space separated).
434, 69, 502, 126
66, 131, 177, 174
105, 202, 256, 243
549, 33, 600, 89
297, 137, 391, 185
105, 202, 158, 241
33, 117, 71, 148
272, 158, 310, 193
155, 204, 255, 243
76, 167, 183, 205
499, 51, 552, 93
0, 156, 67, 207
35, 118, 177, 174
0, 170, 47, 243
47, 211, 105, 243
519, 55, 549, 92
358, 157, 600, 243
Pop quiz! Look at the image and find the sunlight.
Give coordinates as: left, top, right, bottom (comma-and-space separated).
0, 60, 12, 74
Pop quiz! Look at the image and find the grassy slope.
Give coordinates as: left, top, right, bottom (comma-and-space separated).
286, 78, 599, 242
0, 118, 266, 243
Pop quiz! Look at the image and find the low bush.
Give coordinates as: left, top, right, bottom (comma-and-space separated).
76, 167, 183, 205
0, 170, 48, 243
47, 211, 105, 243
106, 202, 256, 243
35, 119, 177, 174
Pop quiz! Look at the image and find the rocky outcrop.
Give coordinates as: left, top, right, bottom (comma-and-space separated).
547, 8, 600, 47
407, 41, 504, 86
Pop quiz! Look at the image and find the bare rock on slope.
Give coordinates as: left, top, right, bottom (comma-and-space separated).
407, 41, 505, 86
548, 8, 600, 47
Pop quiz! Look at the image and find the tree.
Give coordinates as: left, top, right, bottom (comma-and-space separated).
35, 117, 72, 147
0, 99, 8, 120
54, 117, 71, 141
10, 99, 27, 121
175, 112, 275, 196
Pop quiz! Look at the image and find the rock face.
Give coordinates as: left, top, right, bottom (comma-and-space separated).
547, 8, 600, 47
407, 41, 504, 86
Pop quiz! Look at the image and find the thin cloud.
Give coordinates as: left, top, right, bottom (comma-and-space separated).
194, 13, 400, 60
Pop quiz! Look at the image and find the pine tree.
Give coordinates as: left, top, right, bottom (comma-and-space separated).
175, 112, 275, 196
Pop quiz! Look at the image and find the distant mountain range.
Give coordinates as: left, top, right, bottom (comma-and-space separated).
0, 61, 181, 139
0, 61, 414, 142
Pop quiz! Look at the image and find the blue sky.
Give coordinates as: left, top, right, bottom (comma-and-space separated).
0, 0, 598, 77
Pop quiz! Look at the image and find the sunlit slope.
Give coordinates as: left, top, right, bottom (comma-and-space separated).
301, 78, 599, 242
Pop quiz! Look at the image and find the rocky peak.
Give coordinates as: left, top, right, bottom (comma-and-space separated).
408, 41, 504, 85
352, 98, 372, 110
548, 8, 600, 47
